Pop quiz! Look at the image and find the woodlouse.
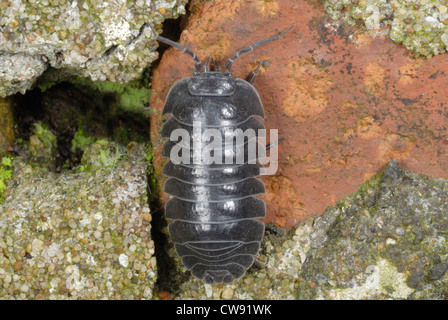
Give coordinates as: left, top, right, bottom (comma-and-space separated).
150, 24, 293, 283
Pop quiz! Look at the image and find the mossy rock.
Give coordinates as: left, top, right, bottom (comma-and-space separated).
298, 160, 448, 299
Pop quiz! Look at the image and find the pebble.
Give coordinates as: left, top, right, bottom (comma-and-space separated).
31, 239, 44, 255
386, 238, 396, 245
4, 274, 11, 284
430, 262, 448, 280
119, 254, 129, 268
20, 284, 29, 293
221, 287, 234, 300
142, 213, 152, 222
68, 219, 77, 229
14, 261, 23, 271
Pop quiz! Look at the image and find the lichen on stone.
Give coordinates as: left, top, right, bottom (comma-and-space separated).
325, 258, 414, 299
298, 160, 448, 300
324, 0, 448, 57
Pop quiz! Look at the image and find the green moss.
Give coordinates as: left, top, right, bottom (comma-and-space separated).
80, 139, 123, 172
144, 145, 159, 204
144, 145, 154, 172
37, 80, 57, 93
335, 170, 384, 208
96, 139, 109, 146
35, 65, 151, 123
71, 129, 96, 153
99, 149, 116, 168
28, 123, 57, 166
33, 123, 55, 146
96, 81, 150, 112
0, 156, 12, 204
70, 74, 151, 116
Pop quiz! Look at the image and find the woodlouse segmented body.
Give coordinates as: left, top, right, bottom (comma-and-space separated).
151, 25, 293, 283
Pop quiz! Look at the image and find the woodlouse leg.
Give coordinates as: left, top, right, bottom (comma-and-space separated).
247, 60, 271, 84
266, 137, 286, 150
252, 259, 266, 270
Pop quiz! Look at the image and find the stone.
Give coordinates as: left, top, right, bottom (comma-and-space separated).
31, 239, 45, 256
297, 161, 448, 300
406, 268, 424, 289
324, 0, 448, 57
0, 139, 154, 299
430, 263, 448, 281
0, 0, 188, 97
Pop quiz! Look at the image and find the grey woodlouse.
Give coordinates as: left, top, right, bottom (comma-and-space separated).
150, 24, 293, 284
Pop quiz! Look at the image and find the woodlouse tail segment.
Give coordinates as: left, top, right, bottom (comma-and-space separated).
225, 24, 295, 73
148, 24, 203, 72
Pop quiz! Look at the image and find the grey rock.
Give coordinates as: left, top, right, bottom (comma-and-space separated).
0, 0, 188, 97
406, 267, 424, 289
324, 0, 448, 57
430, 263, 448, 281
382, 158, 404, 182
298, 160, 448, 300
0, 139, 155, 299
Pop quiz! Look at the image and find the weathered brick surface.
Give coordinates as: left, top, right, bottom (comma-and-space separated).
150, 0, 448, 228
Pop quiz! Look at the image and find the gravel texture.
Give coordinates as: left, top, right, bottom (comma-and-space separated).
325, 0, 448, 57
0, 0, 188, 97
0, 139, 155, 299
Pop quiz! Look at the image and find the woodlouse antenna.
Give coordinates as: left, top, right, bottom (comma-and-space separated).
149, 24, 203, 72
225, 25, 295, 73
203, 57, 222, 72
203, 57, 211, 72
212, 58, 221, 72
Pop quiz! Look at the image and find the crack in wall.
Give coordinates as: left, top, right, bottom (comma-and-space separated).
147, 11, 190, 297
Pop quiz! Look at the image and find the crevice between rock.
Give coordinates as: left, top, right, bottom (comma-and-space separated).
147, 12, 189, 297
